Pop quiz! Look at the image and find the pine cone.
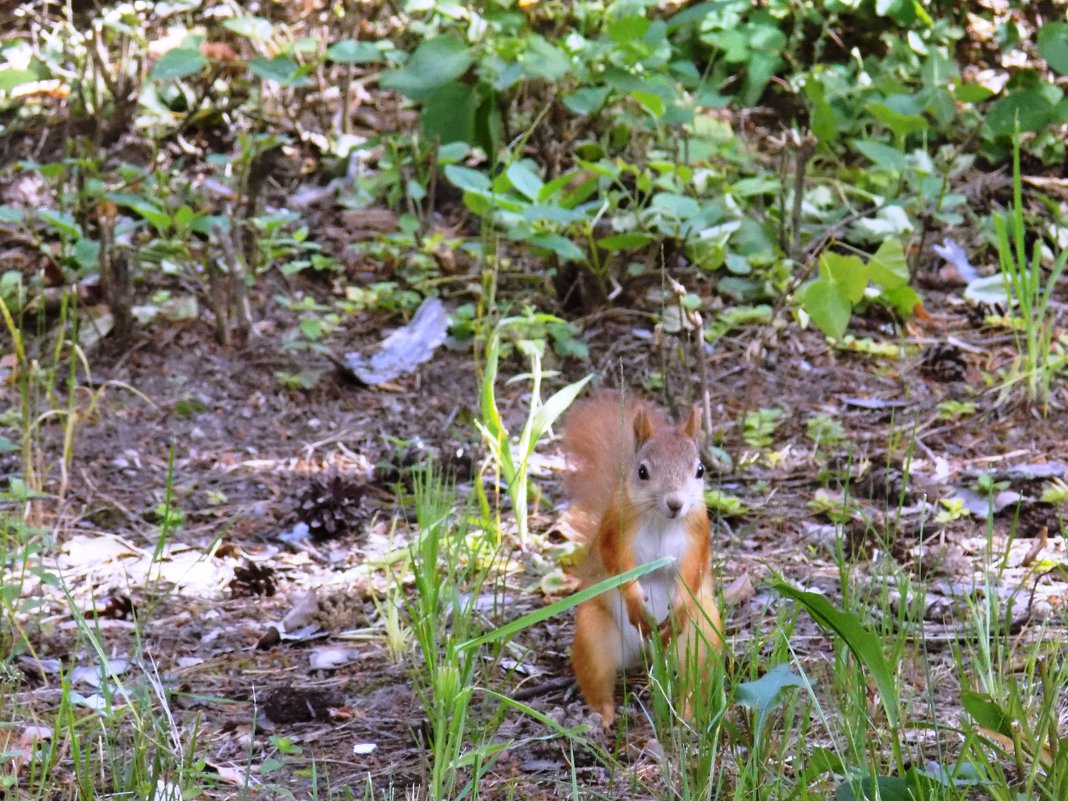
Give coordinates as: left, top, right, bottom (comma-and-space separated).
295, 472, 366, 541
920, 342, 967, 382
230, 559, 277, 598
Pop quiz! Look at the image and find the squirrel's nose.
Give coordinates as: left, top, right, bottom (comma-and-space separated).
666, 497, 682, 516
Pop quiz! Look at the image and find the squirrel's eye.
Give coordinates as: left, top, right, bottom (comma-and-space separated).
696, 464, 705, 479
638, 464, 649, 481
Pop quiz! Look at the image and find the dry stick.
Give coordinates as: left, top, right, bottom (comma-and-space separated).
667, 276, 713, 447
215, 220, 253, 344
790, 132, 814, 264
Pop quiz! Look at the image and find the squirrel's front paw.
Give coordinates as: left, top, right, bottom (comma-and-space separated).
626, 605, 654, 637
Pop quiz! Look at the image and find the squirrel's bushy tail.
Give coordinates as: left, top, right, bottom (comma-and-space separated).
561, 392, 666, 539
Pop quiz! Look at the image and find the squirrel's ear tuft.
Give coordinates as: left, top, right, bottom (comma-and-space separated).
680, 404, 701, 439
633, 407, 654, 447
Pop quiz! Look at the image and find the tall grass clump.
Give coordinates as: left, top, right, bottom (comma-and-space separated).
995, 131, 1068, 408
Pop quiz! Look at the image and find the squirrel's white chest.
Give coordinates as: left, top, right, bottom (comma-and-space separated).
632, 517, 689, 621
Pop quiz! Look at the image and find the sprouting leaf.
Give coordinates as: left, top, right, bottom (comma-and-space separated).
222, 16, 274, 41
326, 40, 382, 64
529, 375, 593, 450
150, 48, 207, 81
735, 663, 806, 745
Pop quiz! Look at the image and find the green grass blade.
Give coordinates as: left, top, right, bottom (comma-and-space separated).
774, 583, 900, 730
461, 556, 672, 651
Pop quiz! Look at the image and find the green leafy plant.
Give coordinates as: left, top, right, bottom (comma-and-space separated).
475, 312, 591, 542
802, 240, 920, 340
743, 406, 784, 449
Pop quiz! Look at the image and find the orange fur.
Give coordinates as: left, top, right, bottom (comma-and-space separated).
563, 393, 722, 729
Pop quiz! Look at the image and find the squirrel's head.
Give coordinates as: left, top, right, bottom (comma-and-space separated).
628, 405, 705, 520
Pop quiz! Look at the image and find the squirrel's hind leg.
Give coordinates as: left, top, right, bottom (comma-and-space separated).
573, 599, 623, 729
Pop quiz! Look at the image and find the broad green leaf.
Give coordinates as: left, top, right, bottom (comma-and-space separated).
519, 36, 570, 81
650, 192, 700, 219
963, 273, 1008, 306
563, 86, 611, 115
379, 36, 473, 101
597, 232, 654, 252
735, 663, 806, 744
528, 233, 585, 261
811, 100, 838, 142
222, 16, 273, 40
72, 237, 100, 270
836, 776, 912, 801
882, 284, 920, 318
444, 165, 491, 194
523, 204, 590, 224
436, 142, 469, 164
150, 48, 207, 81
775, 583, 900, 730
987, 87, 1056, 137
960, 691, 1013, 737
820, 253, 867, 303
0, 68, 38, 92
953, 83, 995, 104
1038, 22, 1068, 76
607, 15, 650, 44
506, 162, 543, 201
867, 239, 909, 288
37, 209, 81, 239
866, 95, 928, 138
326, 40, 382, 64
631, 90, 665, 118
249, 55, 307, 86
852, 139, 906, 171
105, 192, 171, 234
421, 81, 477, 145
804, 279, 851, 339
0, 435, 17, 453
731, 176, 780, 197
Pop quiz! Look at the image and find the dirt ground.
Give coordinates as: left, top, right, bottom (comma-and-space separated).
5, 248, 1065, 797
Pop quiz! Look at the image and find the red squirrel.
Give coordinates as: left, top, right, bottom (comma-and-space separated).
563, 393, 721, 729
